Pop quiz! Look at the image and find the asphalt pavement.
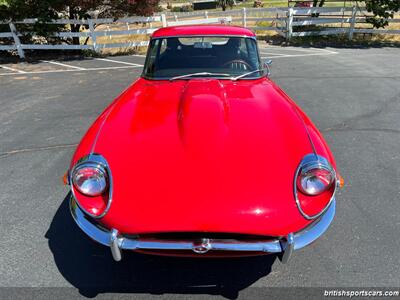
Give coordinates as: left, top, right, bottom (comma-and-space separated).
0, 44, 399, 299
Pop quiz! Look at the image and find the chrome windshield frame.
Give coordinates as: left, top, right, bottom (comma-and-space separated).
141, 35, 266, 81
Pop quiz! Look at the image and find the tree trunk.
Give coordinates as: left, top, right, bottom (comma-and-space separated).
69, 8, 81, 45
312, 0, 326, 8
70, 24, 80, 45
312, 0, 325, 17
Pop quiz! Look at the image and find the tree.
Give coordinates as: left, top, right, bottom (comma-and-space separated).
310, 0, 326, 17
68, 0, 160, 44
312, 0, 326, 7
311, 0, 399, 28
0, 0, 64, 43
364, 0, 400, 28
218, 0, 234, 11
0, 0, 160, 45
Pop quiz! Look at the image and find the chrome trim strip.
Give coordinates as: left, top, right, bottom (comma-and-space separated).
69, 194, 336, 261
290, 108, 318, 156
69, 153, 113, 219
293, 154, 338, 220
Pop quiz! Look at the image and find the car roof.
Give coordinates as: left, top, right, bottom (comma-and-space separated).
151, 25, 256, 38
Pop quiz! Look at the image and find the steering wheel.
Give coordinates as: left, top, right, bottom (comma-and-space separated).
222, 59, 252, 71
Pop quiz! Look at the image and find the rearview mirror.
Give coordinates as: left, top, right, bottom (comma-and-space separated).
194, 42, 212, 49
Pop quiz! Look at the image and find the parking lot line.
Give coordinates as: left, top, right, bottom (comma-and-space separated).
259, 52, 291, 57
259, 47, 338, 59
0, 65, 143, 76
0, 143, 78, 159
94, 58, 143, 66
259, 46, 337, 54
42, 60, 87, 70
261, 52, 337, 59
261, 55, 290, 59
0, 65, 26, 73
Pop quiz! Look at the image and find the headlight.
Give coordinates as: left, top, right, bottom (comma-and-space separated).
297, 166, 334, 196
70, 154, 112, 218
294, 154, 337, 219
72, 163, 108, 196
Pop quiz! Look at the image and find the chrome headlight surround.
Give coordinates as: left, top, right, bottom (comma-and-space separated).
70, 153, 113, 219
294, 154, 337, 220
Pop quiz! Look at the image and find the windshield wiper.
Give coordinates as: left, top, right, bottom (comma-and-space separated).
232, 69, 263, 81
169, 72, 232, 81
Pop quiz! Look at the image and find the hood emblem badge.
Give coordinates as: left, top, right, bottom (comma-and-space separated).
192, 238, 211, 254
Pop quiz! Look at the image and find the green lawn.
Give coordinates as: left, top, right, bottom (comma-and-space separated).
236, 1, 287, 8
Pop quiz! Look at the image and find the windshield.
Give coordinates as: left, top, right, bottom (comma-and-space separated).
142, 36, 263, 80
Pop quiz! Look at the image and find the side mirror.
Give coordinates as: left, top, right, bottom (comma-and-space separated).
263, 59, 272, 76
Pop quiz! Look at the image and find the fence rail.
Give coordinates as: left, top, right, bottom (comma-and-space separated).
1, 7, 399, 59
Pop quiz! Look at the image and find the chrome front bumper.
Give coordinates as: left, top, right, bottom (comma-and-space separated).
69, 195, 335, 263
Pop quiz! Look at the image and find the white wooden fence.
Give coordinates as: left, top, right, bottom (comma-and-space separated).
1, 7, 399, 59
0, 14, 234, 59
286, 6, 400, 39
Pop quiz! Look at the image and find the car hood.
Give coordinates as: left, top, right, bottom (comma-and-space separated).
88, 77, 316, 236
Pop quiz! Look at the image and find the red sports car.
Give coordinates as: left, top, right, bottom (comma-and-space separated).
66, 25, 343, 263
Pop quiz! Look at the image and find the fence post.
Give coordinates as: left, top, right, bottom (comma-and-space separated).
286, 7, 294, 41
9, 22, 25, 59
205, 11, 208, 19
242, 7, 247, 27
107, 25, 111, 40
161, 14, 167, 27
348, 6, 357, 40
88, 19, 98, 52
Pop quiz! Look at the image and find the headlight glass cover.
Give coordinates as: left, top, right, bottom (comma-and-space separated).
72, 164, 108, 196
298, 167, 334, 196
294, 154, 337, 219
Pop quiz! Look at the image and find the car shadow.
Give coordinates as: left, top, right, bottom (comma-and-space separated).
46, 193, 277, 299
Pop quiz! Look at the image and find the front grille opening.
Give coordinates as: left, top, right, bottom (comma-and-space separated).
124, 232, 280, 241
135, 249, 269, 257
